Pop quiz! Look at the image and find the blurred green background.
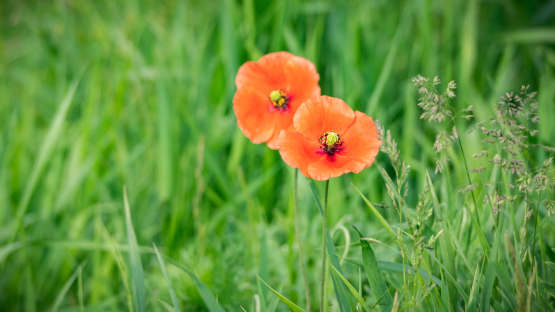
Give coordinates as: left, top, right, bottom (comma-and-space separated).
1, 0, 554, 311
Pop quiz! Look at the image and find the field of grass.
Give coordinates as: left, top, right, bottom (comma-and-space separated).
1, 0, 554, 311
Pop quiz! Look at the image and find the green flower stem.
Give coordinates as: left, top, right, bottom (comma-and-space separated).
320, 180, 330, 311
293, 169, 311, 311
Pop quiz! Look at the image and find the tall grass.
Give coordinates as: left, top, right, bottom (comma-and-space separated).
1, 0, 554, 311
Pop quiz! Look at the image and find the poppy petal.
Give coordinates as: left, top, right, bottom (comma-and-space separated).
257, 52, 295, 85
283, 56, 320, 110
235, 61, 273, 92
293, 96, 355, 140
278, 128, 323, 177
267, 111, 296, 149
307, 157, 354, 181
233, 87, 276, 144
235, 52, 297, 94
339, 111, 381, 172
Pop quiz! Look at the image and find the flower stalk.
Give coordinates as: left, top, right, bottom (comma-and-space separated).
320, 180, 330, 311
293, 169, 311, 311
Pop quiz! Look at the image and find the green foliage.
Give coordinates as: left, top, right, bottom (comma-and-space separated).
258, 276, 306, 312
124, 188, 146, 312
0, 0, 554, 311
355, 227, 392, 310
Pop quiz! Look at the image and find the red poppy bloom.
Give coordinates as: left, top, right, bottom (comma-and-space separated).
278, 95, 381, 181
233, 52, 320, 149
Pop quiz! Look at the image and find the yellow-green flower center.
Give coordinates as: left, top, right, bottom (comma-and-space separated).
319, 131, 343, 155
269, 89, 288, 110
325, 131, 340, 147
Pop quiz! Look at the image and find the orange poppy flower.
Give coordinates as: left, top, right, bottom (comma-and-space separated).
278, 95, 381, 181
233, 52, 320, 149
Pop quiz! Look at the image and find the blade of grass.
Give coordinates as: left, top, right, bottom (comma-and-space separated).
220, 0, 237, 98
50, 263, 84, 312
78, 264, 84, 312
426, 251, 469, 301
12, 80, 79, 240
283, 26, 301, 55
502, 28, 555, 44
123, 188, 146, 312
466, 263, 481, 311
481, 259, 497, 312
329, 265, 371, 312
454, 135, 490, 255
257, 230, 269, 310
481, 230, 501, 312
365, 6, 409, 114
242, 0, 261, 59
25, 268, 36, 312
305, 16, 324, 61
99, 219, 134, 311
0, 241, 24, 263
506, 235, 526, 311
391, 292, 400, 312
153, 244, 181, 312
257, 275, 305, 312
156, 80, 172, 200
377, 261, 442, 287
169, 261, 225, 312
270, 0, 287, 51
354, 227, 392, 310
159, 299, 175, 312
459, 0, 478, 91
352, 184, 396, 238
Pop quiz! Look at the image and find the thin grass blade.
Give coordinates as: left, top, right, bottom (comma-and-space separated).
354, 227, 392, 310
0, 241, 24, 263
352, 184, 396, 238
466, 263, 481, 311
13, 80, 79, 240
257, 275, 305, 312
123, 188, 146, 312
50, 263, 84, 312
153, 244, 181, 312
377, 261, 442, 287
170, 261, 225, 312
329, 265, 370, 312
502, 28, 555, 44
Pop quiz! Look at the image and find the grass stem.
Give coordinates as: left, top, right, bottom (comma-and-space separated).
455, 129, 490, 255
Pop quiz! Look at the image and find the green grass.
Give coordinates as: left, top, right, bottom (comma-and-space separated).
1, 0, 554, 311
